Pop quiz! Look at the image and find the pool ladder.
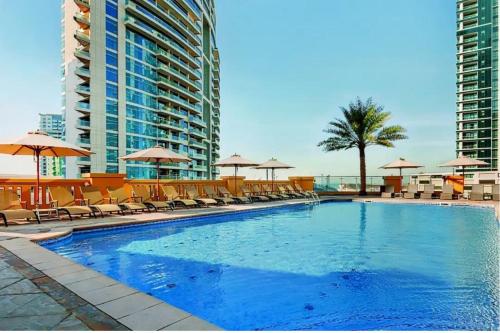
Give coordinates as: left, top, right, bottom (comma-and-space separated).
306, 192, 321, 205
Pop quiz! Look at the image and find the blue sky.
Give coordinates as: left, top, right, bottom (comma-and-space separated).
0, 0, 456, 178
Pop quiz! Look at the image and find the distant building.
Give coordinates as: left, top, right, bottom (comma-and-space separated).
61, 0, 220, 179
456, 0, 499, 173
39, 113, 65, 177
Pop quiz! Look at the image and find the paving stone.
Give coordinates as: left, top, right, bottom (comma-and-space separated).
119, 302, 191, 331
65, 275, 118, 294
53, 268, 100, 285
33, 276, 88, 310
0, 293, 41, 317
0, 313, 69, 330
0, 278, 42, 295
161, 316, 221, 331
97, 292, 162, 319
79, 283, 137, 305
0, 267, 23, 280
73, 304, 129, 331
43, 263, 87, 278
0, 277, 23, 290
33, 257, 75, 271
6, 293, 69, 317
52, 314, 90, 331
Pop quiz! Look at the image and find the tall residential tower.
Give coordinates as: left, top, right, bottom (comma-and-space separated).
39, 113, 65, 177
456, 0, 498, 172
62, 0, 220, 179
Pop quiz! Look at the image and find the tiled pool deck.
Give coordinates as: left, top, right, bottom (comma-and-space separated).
0, 197, 497, 330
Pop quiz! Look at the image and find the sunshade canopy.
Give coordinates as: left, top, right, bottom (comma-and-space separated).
255, 158, 294, 170
439, 156, 489, 168
380, 158, 423, 169
120, 145, 191, 163
213, 154, 258, 167
0, 130, 91, 157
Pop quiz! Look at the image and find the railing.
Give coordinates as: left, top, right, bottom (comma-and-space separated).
314, 176, 392, 193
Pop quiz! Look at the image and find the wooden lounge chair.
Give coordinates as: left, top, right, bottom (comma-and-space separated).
0, 189, 39, 227
132, 185, 173, 211
470, 184, 485, 201
381, 185, 394, 198
241, 185, 268, 202
293, 184, 315, 198
260, 185, 281, 200
185, 185, 218, 207
440, 184, 457, 200
493, 184, 499, 201
277, 185, 292, 199
420, 184, 435, 200
203, 186, 234, 205
107, 187, 150, 213
217, 186, 250, 204
286, 184, 304, 197
160, 185, 198, 208
403, 184, 418, 199
48, 186, 95, 220
80, 186, 124, 217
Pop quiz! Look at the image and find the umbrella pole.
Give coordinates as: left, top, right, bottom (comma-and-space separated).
399, 168, 402, 194
272, 168, 274, 193
156, 160, 160, 200
234, 165, 237, 195
35, 150, 40, 209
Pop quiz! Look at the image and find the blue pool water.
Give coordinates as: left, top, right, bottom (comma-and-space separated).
44, 202, 499, 330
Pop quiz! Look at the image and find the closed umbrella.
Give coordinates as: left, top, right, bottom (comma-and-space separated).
254, 158, 294, 192
120, 145, 191, 199
213, 154, 258, 194
0, 130, 92, 207
380, 158, 423, 193
439, 155, 489, 180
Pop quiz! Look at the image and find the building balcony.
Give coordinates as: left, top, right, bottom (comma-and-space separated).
164, 0, 201, 29
75, 84, 90, 96
75, 66, 90, 80
75, 101, 90, 114
76, 118, 90, 130
189, 152, 207, 160
77, 137, 91, 146
75, 29, 90, 46
188, 127, 207, 139
157, 48, 201, 79
75, 0, 90, 12
188, 115, 206, 128
157, 76, 201, 102
74, 12, 90, 28
74, 48, 90, 62
157, 63, 201, 91
189, 140, 205, 150
157, 118, 185, 132
158, 90, 202, 114
157, 106, 188, 120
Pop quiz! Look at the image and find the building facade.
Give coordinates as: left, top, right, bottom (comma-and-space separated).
62, 0, 220, 179
39, 113, 65, 177
456, 0, 499, 172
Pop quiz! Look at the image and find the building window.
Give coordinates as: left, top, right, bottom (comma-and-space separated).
106, 116, 118, 131
106, 133, 118, 147
105, 1, 118, 18
106, 66, 118, 83
106, 83, 118, 99
106, 17, 118, 35
106, 99, 118, 115
106, 50, 118, 67
106, 33, 118, 51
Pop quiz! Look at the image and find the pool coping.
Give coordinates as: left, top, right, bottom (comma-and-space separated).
0, 198, 339, 331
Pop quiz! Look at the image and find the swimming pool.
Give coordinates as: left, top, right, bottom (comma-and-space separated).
44, 202, 499, 330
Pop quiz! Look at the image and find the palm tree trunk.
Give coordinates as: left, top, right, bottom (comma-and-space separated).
359, 146, 367, 196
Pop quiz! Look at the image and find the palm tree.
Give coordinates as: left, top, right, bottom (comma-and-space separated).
318, 97, 407, 196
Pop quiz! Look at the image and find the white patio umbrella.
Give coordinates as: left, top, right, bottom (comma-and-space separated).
439, 155, 489, 180
213, 154, 258, 193
0, 130, 92, 206
254, 158, 294, 191
380, 158, 423, 192
120, 145, 191, 199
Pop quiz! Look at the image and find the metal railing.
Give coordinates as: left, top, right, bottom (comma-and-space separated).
313, 176, 408, 193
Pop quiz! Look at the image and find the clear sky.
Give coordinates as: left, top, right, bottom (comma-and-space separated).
0, 0, 456, 179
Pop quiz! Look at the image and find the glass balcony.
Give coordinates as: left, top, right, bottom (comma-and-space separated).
188, 127, 206, 138
77, 118, 90, 128
188, 115, 206, 127
75, 101, 90, 113
75, 0, 90, 11
157, 48, 202, 79
75, 84, 90, 96
74, 12, 90, 28
75, 29, 90, 45
75, 66, 90, 79
157, 63, 201, 90
158, 91, 202, 113
74, 48, 90, 61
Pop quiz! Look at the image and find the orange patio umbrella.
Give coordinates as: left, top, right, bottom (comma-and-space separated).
0, 130, 92, 207
254, 158, 294, 191
120, 145, 191, 199
439, 155, 489, 180
213, 154, 259, 193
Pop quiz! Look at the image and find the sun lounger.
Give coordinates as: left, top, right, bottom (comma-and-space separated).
419, 184, 435, 200
203, 186, 234, 205
493, 184, 499, 201
0, 189, 39, 227
217, 186, 250, 204
440, 184, 457, 200
293, 184, 315, 198
132, 185, 173, 211
470, 184, 485, 201
286, 184, 304, 197
80, 186, 124, 217
403, 184, 418, 199
277, 185, 292, 199
241, 185, 269, 202
185, 185, 218, 207
260, 185, 282, 200
107, 187, 150, 213
160, 185, 198, 208
48, 186, 95, 220
381, 185, 394, 198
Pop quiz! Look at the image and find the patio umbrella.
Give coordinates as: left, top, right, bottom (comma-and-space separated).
380, 158, 423, 192
120, 145, 191, 199
254, 158, 294, 192
213, 154, 258, 194
0, 130, 92, 207
439, 155, 489, 180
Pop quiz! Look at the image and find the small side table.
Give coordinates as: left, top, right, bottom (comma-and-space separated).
35, 208, 59, 221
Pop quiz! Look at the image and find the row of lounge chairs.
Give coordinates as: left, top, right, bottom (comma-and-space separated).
0, 183, 315, 227
382, 184, 500, 201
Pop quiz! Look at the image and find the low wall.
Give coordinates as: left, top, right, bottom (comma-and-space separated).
0, 174, 315, 209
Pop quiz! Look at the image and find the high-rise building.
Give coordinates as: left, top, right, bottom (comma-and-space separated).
61, 0, 220, 179
456, 0, 498, 172
39, 113, 65, 177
